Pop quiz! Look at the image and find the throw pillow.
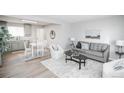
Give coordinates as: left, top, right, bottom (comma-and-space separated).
113, 60, 124, 71
81, 42, 89, 50
114, 66, 124, 71
76, 42, 81, 49
52, 45, 58, 51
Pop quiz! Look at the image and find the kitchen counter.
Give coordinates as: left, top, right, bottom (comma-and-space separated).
8, 40, 25, 51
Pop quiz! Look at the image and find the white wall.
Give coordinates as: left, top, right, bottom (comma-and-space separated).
70, 16, 124, 59
44, 24, 71, 49
31, 25, 44, 40
36, 28, 44, 41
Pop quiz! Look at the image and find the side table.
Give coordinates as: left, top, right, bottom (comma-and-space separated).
115, 52, 124, 59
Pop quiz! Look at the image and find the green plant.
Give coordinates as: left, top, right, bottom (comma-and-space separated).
0, 26, 13, 53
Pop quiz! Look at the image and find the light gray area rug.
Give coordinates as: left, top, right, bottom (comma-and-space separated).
41, 57, 103, 78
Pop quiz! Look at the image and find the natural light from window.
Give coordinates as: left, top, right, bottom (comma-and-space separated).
8, 26, 24, 37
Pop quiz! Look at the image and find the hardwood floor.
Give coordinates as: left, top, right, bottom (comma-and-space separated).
0, 51, 57, 78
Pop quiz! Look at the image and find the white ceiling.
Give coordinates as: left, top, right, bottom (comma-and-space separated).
35, 15, 112, 23
0, 15, 50, 26
0, 15, 113, 25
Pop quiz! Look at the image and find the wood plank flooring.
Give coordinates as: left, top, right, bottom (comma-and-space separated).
0, 51, 57, 78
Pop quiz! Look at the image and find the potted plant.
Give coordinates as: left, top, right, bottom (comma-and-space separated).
0, 26, 13, 54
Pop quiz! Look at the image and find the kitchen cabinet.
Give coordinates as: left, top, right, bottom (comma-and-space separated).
9, 40, 25, 51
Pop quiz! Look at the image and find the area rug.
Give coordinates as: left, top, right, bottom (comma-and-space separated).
41, 57, 103, 78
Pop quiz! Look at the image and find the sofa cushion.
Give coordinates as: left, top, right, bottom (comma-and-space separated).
73, 48, 86, 54
81, 42, 90, 50
85, 50, 103, 57
80, 49, 87, 53
90, 43, 108, 52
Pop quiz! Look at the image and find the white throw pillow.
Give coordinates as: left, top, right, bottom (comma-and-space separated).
81, 43, 89, 50
113, 60, 124, 71
52, 45, 58, 51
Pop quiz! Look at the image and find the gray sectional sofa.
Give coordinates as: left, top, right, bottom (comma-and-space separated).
74, 41, 110, 63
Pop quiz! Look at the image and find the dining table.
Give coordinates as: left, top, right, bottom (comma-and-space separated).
30, 42, 43, 57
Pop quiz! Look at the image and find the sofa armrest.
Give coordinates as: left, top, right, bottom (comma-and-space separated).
102, 45, 110, 62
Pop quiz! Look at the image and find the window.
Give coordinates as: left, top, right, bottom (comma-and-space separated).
8, 26, 24, 37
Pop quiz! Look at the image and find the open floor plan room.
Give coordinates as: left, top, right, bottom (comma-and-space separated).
0, 15, 124, 78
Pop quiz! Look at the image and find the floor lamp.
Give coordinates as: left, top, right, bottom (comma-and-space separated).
70, 38, 75, 48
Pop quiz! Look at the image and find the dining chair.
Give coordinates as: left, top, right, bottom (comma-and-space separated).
36, 41, 43, 56
24, 40, 32, 57
49, 44, 64, 60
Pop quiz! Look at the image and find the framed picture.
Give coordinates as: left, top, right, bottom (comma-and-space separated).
85, 29, 101, 39
50, 30, 56, 39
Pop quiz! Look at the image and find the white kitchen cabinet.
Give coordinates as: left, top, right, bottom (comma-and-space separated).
9, 40, 25, 51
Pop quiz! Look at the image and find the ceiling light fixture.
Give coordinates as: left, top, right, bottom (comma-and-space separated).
21, 20, 37, 24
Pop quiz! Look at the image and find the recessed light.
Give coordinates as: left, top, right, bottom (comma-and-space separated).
21, 20, 37, 24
